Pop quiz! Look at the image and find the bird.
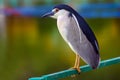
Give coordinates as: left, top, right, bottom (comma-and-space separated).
42, 4, 100, 73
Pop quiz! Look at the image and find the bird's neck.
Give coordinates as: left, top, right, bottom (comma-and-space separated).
57, 13, 71, 26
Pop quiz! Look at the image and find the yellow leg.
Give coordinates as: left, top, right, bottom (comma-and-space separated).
73, 54, 81, 73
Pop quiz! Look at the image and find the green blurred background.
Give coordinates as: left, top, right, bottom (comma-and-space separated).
0, 0, 120, 80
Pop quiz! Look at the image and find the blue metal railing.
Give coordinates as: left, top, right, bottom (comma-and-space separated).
0, 0, 120, 18
77, 3, 120, 18
3, 3, 120, 18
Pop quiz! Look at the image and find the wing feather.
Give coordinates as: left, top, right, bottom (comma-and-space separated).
71, 13, 100, 68
72, 13, 99, 54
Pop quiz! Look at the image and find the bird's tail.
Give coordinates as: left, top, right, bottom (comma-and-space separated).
91, 54, 100, 69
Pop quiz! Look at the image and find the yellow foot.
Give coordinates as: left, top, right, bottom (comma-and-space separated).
70, 67, 81, 73
73, 67, 81, 73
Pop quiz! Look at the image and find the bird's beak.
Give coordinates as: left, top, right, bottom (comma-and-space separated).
42, 11, 54, 17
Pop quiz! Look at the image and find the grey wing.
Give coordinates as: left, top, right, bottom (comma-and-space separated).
68, 14, 100, 69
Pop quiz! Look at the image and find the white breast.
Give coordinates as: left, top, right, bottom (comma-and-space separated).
57, 13, 86, 53
57, 14, 94, 55
57, 15, 71, 42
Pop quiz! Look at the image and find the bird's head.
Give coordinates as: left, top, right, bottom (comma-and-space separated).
42, 4, 75, 19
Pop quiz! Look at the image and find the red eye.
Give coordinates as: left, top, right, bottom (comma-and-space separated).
55, 8, 59, 12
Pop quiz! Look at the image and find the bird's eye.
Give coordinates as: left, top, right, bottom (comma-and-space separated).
55, 8, 59, 13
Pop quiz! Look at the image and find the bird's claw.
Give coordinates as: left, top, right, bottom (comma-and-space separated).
70, 67, 81, 74
73, 67, 81, 74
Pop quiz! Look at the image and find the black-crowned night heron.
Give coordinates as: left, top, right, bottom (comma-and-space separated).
42, 4, 100, 73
